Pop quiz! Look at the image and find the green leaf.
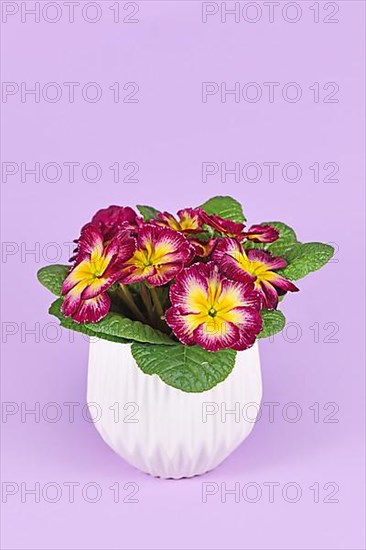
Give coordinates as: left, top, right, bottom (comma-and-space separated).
136, 205, 160, 221
49, 298, 175, 346
131, 342, 237, 393
200, 196, 246, 223
258, 309, 286, 339
49, 299, 131, 344
277, 242, 334, 281
37, 264, 69, 296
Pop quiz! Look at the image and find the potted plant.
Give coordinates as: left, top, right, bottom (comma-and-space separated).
37, 196, 333, 478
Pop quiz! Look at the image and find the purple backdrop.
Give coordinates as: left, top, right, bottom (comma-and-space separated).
1, 1, 365, 549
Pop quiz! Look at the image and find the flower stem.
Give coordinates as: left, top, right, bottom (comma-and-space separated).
118, 284, 146, 323
149, 287, 164, 319
139, 283, 155, 325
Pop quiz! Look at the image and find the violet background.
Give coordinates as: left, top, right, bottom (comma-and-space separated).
1, 1, 365, 549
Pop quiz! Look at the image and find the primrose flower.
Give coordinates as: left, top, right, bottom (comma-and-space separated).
119, 224, 195, 286
91, 205, 139, 240
189, 238, 216, 258
212, 238, 299, 309
200, 211, 245, 239
165, 262, 262, 352
244, 224, 279, 243
153, 208, 204, 235
61, 224, 135, 323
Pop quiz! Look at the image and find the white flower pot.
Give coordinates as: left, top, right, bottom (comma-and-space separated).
87, 338, 262, 479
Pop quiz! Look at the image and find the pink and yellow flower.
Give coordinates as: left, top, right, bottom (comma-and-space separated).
153, 208, 204, 235
189, 237, 217, 258
200, 211, 246, 239
91, 205, 139, 240
212, 238, 299, 309
243, 224, 279, 243
61, 224, 135, 323
165, 262, 262, 352
119, 224, 195, 286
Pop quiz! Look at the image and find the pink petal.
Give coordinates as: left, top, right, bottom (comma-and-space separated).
146, 263, 184, 287
190, 238, 216, 257
230, 307, 263, 350
220, 277, 260, 309
154, 211, 178, 227
259, 281, 279, 309
92, 206, 138, 240
211, 237, 243, 263
118, 265, 154, 285
109, 231, 136, 263
192, 320, 240, 352
176, 208, 204, 232
61, 260, 90, 295
165, 307, 197, 346
80, 275, 117, 300
245, 224, 279, 243
219, 254, 257, 285
270, 274, 299, 293
200, 212, 245, 237
169, 262, 210, 314
139, 224, 193, 261
71, 292, 111, 324
76, 224, 104, 262
61, 283, 85, 317
246, 248, 287, 270
176, 207, 203, 220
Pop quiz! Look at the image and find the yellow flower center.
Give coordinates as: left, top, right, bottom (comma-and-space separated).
65, 245, 113, 298
166, 219, 181, 231
89, 249, 109, 278
126, 238, 179, 278
230, 249, 275, 285
179, 214, 198, 231
184, 275, 249, 336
